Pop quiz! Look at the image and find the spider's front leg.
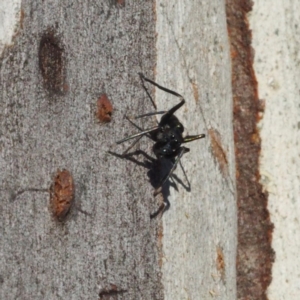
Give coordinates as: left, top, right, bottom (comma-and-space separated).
118, 116, 156, 156
139, 73, 186, 126
116, 125, 159, 145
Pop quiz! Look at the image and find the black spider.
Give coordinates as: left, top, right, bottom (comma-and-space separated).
116, 73, 205, 195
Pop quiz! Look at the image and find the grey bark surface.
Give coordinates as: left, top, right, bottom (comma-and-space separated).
0, 1, 162, 299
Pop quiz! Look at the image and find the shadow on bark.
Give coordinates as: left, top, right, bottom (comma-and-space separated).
108, 149, 191, 218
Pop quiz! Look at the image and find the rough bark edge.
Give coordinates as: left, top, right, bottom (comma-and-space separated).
225, 1, 275, 299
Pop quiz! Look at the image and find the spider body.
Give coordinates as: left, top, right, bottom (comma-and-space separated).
151, 115, 184, 160
116, 73, 205, 195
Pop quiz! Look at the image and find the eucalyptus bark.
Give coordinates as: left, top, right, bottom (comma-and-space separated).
0, 1, 236, 299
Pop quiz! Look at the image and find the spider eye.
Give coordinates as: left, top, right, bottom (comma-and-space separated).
176, 124, 184, 132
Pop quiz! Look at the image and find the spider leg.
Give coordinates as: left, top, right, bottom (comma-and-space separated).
176, 159, 191, 192
119, 74, 166, 152
183, 134, 205, 143
121, 135, 143, 156
117, 73, 169, 151
125, 115, 158, 139
116, 126, 159, 144
118, 116, 159, 155
150, 198, 170, 219
128, 111, 166, 119
139, 73, 184, 98
125, 115, 145, 131
154, 147, 190, 196
139, 73, 186, 126
139, 72, 157, 110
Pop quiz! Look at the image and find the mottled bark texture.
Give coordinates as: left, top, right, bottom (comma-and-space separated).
0, 1, 163, 299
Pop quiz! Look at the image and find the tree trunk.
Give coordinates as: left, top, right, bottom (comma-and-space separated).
249, 1, 300, 299
0, 1, 236, 299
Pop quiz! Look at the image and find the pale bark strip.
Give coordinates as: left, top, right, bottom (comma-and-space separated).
0, 0, 21, 54
156, 1, 237, 299
250, 1, 300, 299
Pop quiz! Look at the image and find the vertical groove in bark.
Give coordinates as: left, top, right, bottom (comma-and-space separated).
225, 1, 275, 299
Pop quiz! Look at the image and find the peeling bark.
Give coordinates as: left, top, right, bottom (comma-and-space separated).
226, 1, 275, 299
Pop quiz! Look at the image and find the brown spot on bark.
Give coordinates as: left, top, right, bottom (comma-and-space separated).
191, 81, 199, 103
216, 246, 225, 280
20, 9, 25, 30
226, 1, 274, 299
97, 94, 113, 123
157, 222, 164, 268
208, 129, 228, 176
117, 0, 125, 6
99, 284, 127, 299
39, 29, 67, 95
50, 169, 74, 220
109, 0, 125, 7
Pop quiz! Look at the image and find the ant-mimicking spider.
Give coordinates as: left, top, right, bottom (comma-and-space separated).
116, 73, 205, 196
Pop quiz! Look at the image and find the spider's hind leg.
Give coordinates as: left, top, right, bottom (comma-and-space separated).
154, 146, 190, 196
